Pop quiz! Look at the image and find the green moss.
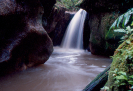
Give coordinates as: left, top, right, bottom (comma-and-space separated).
108, 34, 133, 91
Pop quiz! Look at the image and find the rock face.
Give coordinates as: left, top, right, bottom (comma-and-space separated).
43, 6, 75, 46
78, 0, 133, 13
82, 10, 120, 55
83, 13, 90, 50
0, 0, 55, 75
78, 0, 133, 55
88, 12, 119, 55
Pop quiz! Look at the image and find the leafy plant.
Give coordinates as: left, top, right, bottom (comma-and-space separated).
55, 0, 82, 11
104, 8, 133, 91
105, 8, 133, 54
101, 86, 109, 91
105, 8, 133, 40
110, 69, 133, 91
114, 26, 133, 42
110, 8, 133, 31
107, 32, 133, 91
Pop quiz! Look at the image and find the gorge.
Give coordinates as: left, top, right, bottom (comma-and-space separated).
0, 0, 133, 91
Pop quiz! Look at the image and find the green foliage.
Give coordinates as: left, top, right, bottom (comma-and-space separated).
109, 7, 133, 30
105, 8, 133, 91
105, 8, 133, 40
120, 26, 133, 41
105, 8, 133, 54
112, 26, 133, 44
56, 0, 82, 11
107, 33, 133, 91
101, 86, 109, 90
111, 69, 133, 87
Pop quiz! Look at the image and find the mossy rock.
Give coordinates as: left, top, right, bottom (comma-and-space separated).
88, 12, 119, 55
108, 34, 133, 91
77, 0, 133, 13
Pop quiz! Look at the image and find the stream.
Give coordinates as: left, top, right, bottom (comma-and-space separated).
0, 47, 112, 91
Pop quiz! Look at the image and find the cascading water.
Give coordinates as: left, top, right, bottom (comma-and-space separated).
61, 9, 87, 49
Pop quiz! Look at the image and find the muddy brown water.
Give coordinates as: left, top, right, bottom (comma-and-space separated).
0, 47, 112, 91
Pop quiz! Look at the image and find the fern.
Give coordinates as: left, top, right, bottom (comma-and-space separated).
105, 8, 133, 40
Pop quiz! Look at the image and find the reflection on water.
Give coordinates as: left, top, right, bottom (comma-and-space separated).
0, 47, 112, 91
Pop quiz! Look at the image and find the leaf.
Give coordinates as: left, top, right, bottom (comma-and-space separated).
115, 75, 128, 80
118, 71, 126, 76
117, 15, 123, 27
129, 75, 133, 79
114, 29, 126, 33
120, 82, 126, 85
121, 35, 128, 40
110, 68, 118, 73
126, 26, 131, 31
101, 86, 109, 90
126, 40, 131, 44
109, 20, 117, 30
124, 11, 131, 26
114, 80, 120, 84
104, 86, 109, 90
124, 55, 128, 59
131, 21, 133, 26
128, 81, 133, 85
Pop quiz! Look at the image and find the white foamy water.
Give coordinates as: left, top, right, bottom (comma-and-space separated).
61, 9, 87, 49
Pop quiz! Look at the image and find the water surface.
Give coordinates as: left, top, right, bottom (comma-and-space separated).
0, 47, 112, 91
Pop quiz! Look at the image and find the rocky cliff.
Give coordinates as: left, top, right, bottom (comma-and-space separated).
0, 0, 55, 75
78, 0, 133, 55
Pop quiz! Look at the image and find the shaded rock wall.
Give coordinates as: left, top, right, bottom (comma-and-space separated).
88, 12, 119, 55
83, 13, 90, 50
78, 0, 133, 13
79, 0, 133, 55
0, 0, 55, 75
43, 6, 75, 46
83, 11, 119, 55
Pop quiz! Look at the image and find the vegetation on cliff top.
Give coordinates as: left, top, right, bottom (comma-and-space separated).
55, 0, 82, 11
77, 0, 133, 13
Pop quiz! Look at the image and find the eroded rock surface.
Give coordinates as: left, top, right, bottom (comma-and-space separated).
0, 0, 55, 75
43, 6, 75, 46
79, 0, 133, 55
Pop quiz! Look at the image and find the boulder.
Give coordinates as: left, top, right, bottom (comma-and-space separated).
78, 0, 133, 55
0, 0, 55, 75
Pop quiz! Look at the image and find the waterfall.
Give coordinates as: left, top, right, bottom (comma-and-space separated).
61, 9, 87, 49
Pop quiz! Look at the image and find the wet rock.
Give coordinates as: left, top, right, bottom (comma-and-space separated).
83, 13, 90, 50
83, 11, 119, 55
88, 13, 119, 55
43, 6, 67, 33
78, 0, 133, 13
43, 6, 75, 46
79, 0, 133, 55
0, 0, 55, 75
